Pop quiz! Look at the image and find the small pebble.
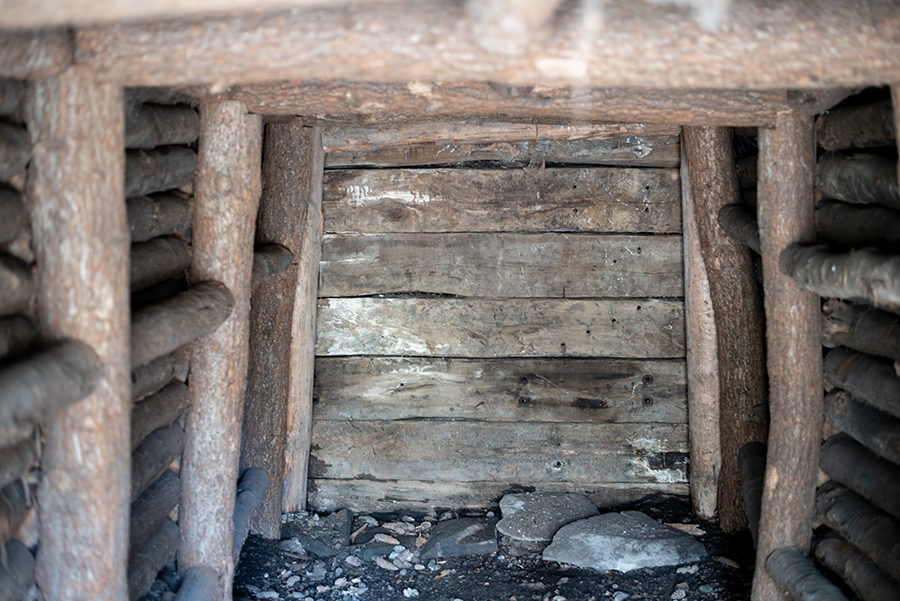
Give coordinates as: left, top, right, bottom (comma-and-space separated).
414, 564, 426, 571
286, 576, 300, 587
374, 533, 401, 545
374, 556, 400, 571
359, 516, 379, 526
344, 555, 363, 568
699, 584, 717, 594
671, 590, 686, 600
716, 556, 740, 568
334, 567, 343, 577
334, 577, 347, 587
612, 592, 630, 601
403, 587, 419, 598
316, 585, 330, 593
677, 565, 699, 575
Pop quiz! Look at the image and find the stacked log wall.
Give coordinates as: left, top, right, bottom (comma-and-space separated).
308, 130, 689, 512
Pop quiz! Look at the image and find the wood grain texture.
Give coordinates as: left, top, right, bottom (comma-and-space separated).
179, 100, 262, 600
125, 103, 200, 150
131, 423, 184, 500
130, 235, 191, 292
313, 356, 686, 424
824, 347, 900, 420
753, 112, 822, 601
816, 151, 899, 210
824, 389, 900, 466
766, 546, 850, 601
0, 29, 72, 79
316, 297, 684, 359
323, 167, 681, 234
823, 299, 900, 362
817, 198, 900, 255
26, 68, 130, 601
126, 192, 192, 243
131, 380, 189, 451
820, 433, 900, 522
320, 233, 683, 299
815, 99, 896, 152
814, 531, 900, 601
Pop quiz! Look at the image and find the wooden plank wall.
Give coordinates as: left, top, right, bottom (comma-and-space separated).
308, 132, 689, 513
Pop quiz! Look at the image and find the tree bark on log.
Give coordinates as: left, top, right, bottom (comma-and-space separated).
128, 518, 179, 601
131, 346, 190, 402
129, 470, 180, 561
718, 204, 761, 253
173, 566, 218, 601
814, 530, 900, 601
817, 198, 900, 254
0, 339, 101, 447
682, 126, 767, 533
816, 100, 896, 152
0, 541, 34, 601
752, 112, 821, 601
817, 152, 899, 210
232, 467, 269, 565
0, 123, 29, 181
131, 380, 189, 451
0, 315, 35, 363
781, 245, 900, 314
26, 68, 130, 601
130, 281, 234, 368
0, 480, 34, 544
125, 103, 200, 149
0, 437, 35, 490
0, 185, 27, 246
130, 235, 191, 292
816, 481, 900, 583
125, 146, 198, 198
0, 255, 33, 317
0, 78, 25, 118
131, 423, 184, 500
251, 243, 293, 289
680, 144, 720, 520
824, 389, 900, 466
823, 300, 900, 361
824, 347, 900, 419
739, 442, 766, 548
820, 433, 900, 521
127, 191, 192, 243
766, 546, 851, 601
179, 100, 262, 601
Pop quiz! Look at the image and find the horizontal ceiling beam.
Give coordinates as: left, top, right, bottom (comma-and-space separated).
0, 28, 73, 79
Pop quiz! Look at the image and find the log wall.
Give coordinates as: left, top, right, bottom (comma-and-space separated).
308, 132, 689, 513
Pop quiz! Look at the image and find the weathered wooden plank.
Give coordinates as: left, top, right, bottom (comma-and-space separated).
314, 356, 686, 423
824, 347, 900, 420
821, 434, 900, 522
816, 100, 896, 152
307, 479, 690, 514
815, 531, 900, 601
320, 233, 683, 299
323, 167, 681, 235
316, 297, 685, 359
766, 546, 851, 601
817, 198, 900, 254
310, 420, 688, 484
0, 29, 72, 79
326, 136, 680, 169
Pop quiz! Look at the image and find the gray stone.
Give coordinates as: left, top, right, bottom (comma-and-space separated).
496, 493, 599, 552
542, 511, 707, 572
281, 509, 353, 557
351, 540, 397, 562
420, 517, 498, 560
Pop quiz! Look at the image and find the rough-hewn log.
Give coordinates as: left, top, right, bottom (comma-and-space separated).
125, 146, 198, 198
824, 389, 900, 466
131, 380, 189, 451
0, 315, 35, 362
824, 347, 900, 420
128, 518, 179, 601
0, 255, 33, 317
131, 346, 190, 402
781, 245, 900, 314
0, 78, 25, 118
76, 1, 900, 90
820, 434, 900, 522
130, 277, 188, 311
250, 243, 293, 289
26, 68, 130, 601
232, 467, 269, 565
131, 423, 184, 500
766, 546, 850, 601
130, 235, 191, 292
0, 29, 72, 79
816, 100, 896, 152
0, 123, 29, 181
127, 192, 193, 243
130, 281, 234, 368
815, 531, 900, 601
823, 300, 900, 361
752, 112, 821, 601
125, 103, 200, 149
817, 198, 900, 254
0, 340, 101, 447
129, 470, 180, 561
718, 204, 760, 253
173, 566, 218, 601
683, 126, 766, 532
282, 128, 324, 513
816, 481, 900, 583
0, 481, 34, 544
817, 152, 899, 210
787, 88, 860, 118
0, 541, 34, 601
0, 185, 27, 246
681, 144, 720, 520
0, 437, 35, 490
740, 442, 767, 548
179, 101, 262, 601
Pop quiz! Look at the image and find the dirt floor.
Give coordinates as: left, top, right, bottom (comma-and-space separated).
233, 494, 756, 601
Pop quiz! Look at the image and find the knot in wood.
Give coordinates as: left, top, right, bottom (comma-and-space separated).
215, 173, 232, 193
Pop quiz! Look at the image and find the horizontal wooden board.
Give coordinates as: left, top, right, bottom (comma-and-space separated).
316, 298, 685, 358
307, 479, 690, 513
314, 356, 687, 424
323, 167, 681, 234
325, 136, 680, 168
310, 420, 688, 484
320, 233, 683, 298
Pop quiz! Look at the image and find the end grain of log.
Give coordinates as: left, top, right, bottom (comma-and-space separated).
824, 389, 900, 468
0, 437, 35, 490
718, 204, 761, 253
766, 546, 851, 601
233, 467, 269, 565
0, 541, 34, 601
131, 380, 189, 451
0, 185, 27, 246
127, 191, 193, 243
127, 518, 179, 601
125, 103, 200, 149
816, 100, 896, 151
823, 299, 900, 361
820, 433, 900, 521
173, 566, 218, 601
0, 123, 28, 181
125, 146, 198, 198
0, 78, 25, 118
129, 470, 180, 561
0, 339, 101, 447
817, 198, 900, 254
251, 243, 293, 288
814, 531, 900, 601
131, 423, 184, 500
824, 347, 900, 419
817, 152, 899, 210
130, 235, 191, 292
0, 255, 33, 317
131, 345, 190, 401
0, 314, 35, 363
739, 442, 767, 548
130, 280, 234, 368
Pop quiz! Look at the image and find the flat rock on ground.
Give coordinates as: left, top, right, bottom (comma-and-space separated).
281, 508, 352, 557
543, 510, 708, 572
496, 492, 599, 553
420, 517, 498, 560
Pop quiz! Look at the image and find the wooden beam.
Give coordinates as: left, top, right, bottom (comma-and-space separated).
130, 236, 191, 292
128, 518, 178, 601
824, 347, 900, 420
232, 467, 269, 565
815, 531, 900, 601
131, 423, 184, 500
125, 103, 199, 150
718, 204, 761, 254
125, 147, 197, 198
752, 112, 821, 601
26, 67, 130, 601
823, 300, 900, 362
824, 389, 900, 466
173, 567, 218, 601
815, 99, 896, 151
820, 433, 900, 522
76, 0, 900, 90
126, 192, 192, 243
129, 470, 181, 562
766, 546, 850, 601
0, 29, 72, 79
178, 100, 262, 601
131, 380, 189, 451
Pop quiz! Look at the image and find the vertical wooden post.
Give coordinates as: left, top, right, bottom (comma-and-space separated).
682, 127, 768, 531
26, 68, 130, 600
282, 128, 324, 513
241, 122, 323, 534
752, 112, 822, 601
680, 146, 721, 520
178, 101, 262, 599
